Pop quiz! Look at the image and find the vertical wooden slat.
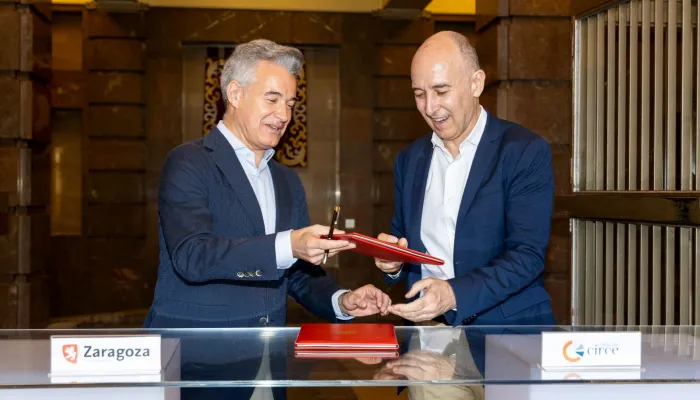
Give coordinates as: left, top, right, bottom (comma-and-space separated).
638, 0, 652, 327
678, 0, 693, 357
628, 224, 638, 326
696, 1, 700, 355
587, 16, 597, 192
627, 0, 639, 327
585, 15, 597, 325
586, 220, 596, 324
574, 19, 587, 192
605, 222, 614, 325
594, 13, 605, 326
665, 0, 678, 352
617, 222, 626, 326
640, 0, 651, 191
575, 220, 587, 325
651, 0, 664, 347
606, 8, 616, 192
629, 0, 639, 191
616, 4, 628, 327
617, 4, 628, 192
604, 10, 615, 326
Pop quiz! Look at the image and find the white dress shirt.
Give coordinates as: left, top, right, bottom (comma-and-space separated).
217, 121, 350, 319
416, 107, 487, 351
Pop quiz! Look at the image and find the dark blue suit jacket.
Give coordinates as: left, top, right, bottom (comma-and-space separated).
385, 110, 556, 327
144, 127, 343, 329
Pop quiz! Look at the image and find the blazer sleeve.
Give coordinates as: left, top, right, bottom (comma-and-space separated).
158, 147, 280, 284
448, 137, 554, 326
383, 151, 408, 286
285, 174, 345, 322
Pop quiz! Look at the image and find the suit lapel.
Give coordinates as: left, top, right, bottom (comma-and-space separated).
204, 127, 266, 235
455, 113, 503, 230
269, 161, 292, 232
409, 137, 433, 255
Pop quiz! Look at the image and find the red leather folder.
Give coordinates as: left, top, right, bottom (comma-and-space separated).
294, 323, 399, 351
323, 232, 444, 265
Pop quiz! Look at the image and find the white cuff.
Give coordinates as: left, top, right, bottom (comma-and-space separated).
332, 289, 354, 320
275, 230, 297, 269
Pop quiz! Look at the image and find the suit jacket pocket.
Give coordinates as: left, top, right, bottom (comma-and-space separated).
499, 285, 551, 319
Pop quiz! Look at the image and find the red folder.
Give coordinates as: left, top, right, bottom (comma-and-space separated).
294, 323, 399, 351
323, 232, 444, 265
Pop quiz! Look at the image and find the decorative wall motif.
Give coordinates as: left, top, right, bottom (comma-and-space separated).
202, 47, 308, 167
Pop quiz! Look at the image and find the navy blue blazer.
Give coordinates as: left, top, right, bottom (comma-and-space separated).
385, 110, 556, 327
144, 127, 343, 328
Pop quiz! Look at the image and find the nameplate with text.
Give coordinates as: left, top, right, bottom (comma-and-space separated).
540, 331, 641, 370
50, 335, 161, 376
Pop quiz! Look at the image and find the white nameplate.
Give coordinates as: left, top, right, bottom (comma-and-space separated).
50, 335, 161, 376
540, 331, 641, 370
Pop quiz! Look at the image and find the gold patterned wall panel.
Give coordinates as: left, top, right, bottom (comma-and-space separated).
202, 47, 308, 167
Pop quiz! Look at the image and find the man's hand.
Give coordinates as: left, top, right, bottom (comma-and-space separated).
339, 284, 392, 317
291, 224, 355, 265
374, 233, 408, 274
382, 350, 456, 381
388, 278, 456, 322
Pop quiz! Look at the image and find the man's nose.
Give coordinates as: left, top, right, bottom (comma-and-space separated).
425, 94, 439, 116
274, 103, 290, 123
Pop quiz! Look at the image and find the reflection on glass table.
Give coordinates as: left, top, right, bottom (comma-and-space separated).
0, 325, 699, 400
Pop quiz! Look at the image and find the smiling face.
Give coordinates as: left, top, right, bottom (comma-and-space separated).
411, 36, 485, 146
226, 60, 297, 151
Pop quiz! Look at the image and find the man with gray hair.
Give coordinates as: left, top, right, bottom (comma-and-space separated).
145, 39, 391, 399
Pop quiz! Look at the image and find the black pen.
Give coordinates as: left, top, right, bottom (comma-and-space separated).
323, 206, 340, 264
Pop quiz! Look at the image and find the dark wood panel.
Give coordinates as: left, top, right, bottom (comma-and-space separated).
86, 204, 145, 237
0, 77, 50, 142
0, 147, 50, 207
85, 9, 145, 38
508, 17, 571, 81
504, 81, 572, 145
510, 0, 571, 16
290, 12, 341, 45
20, 6, 51, 79
0, 5, 21, 71
377, 19, 434, 44
544, 272, 570, 324
89, 105, 144, 137
88, 139, 146, 171
339, 15, 375, 110
475, 20, 504, 86
376, 44, 417, 76
552, 144, 572, 196
0, 213, 49, 275
148, 8, 292, 44
0, 274, 50, 329
86, 39, 145, 71
372, 205, 394, 237
88, 172, 144, 203
51, 70, 85, 109
373, 109, 428, 141
375, 77, 414, 109
571, 0, 617, 18
48, 236, 84, 318
88, 72, 144, 104
555, 192, 700, 227
87, 237, 145, 268
51, 12, 83, 71
372, 172, 395, 206
372, 140, 410, 172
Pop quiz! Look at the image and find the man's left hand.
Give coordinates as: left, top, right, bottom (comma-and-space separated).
388, 278, 456, 322
339, 284, 391, 317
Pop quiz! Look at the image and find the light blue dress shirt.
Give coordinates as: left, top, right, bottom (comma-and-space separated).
217, 121, 351, 320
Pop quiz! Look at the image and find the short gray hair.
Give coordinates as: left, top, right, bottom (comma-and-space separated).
446, 31, 480, 70
219, 39, 304, 105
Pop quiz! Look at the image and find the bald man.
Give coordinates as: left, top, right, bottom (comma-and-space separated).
375, 30, 556, 329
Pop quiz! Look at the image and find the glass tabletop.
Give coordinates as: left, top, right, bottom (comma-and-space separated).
1, 325, 700, 388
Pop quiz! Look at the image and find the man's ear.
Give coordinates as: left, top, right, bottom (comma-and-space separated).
471, 69, 486, 98
226, 80, 243, 108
